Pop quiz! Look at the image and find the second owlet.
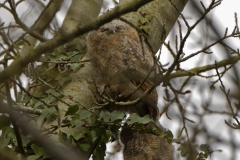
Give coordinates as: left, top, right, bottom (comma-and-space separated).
87, 20, 173, 160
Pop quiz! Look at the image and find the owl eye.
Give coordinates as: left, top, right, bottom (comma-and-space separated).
100, 27, 109, 32
100, 27, 115, 34
116, 25, 124, 31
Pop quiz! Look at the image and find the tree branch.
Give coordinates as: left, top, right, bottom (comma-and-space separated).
167, 55, 240, 80
0, 0, 153, 85
4, 80, 26, 159
99, 55, 240, 107
7, 0, 47, 42
0, 103, 42, 115
7, 110, 83, 160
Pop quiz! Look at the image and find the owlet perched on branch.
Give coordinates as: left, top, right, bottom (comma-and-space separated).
87, 20, 173, 160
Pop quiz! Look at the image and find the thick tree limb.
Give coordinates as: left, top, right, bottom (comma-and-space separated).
5, 80, 26, 159
120, 0, 188, 53
6, 109, 83, 160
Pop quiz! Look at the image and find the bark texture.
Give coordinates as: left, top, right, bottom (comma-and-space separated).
119, 0, 188, 53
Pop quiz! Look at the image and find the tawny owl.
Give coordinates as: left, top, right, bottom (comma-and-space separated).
87, 19, 173, 160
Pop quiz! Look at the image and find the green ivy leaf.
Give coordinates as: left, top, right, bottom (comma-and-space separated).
172, 138, 181, 144
8, 132, 16, 141
138, 114, 151, 124
2, 126, 13, 136
99, 110, 111, 122
71, 132, 85, 141
68, 63, 81, 72
165, 130, 174, 139
27, 155, 41, 160
94, 128, 111, 142
46, 88, 61, 97
73, 119, 84, 127
21, 134, 28, 147
105, 130, 112, 141
79, 143, 90, 152
79, 109, 92, 120
65, 105, 79, 116
16, 92, 23, 103
99, 110, 124, 123
33, 101, 43, 109
198, 152, 207, 159
159, 130, 174, 143
70, 51, 80, 61
177, 144, 189, 157
127, 113, 141, 125
32, 91, 41, 97
44, 94, 55, 104
45, 89, 62, 103
109, 125, 120, 141
55, 75, 72, 86
31, 144, 43, 157
133, 123, 144, 130
48, 107, 57, 114
23, 94, 31, 103
200, 144, 209, 152
0, 137, 10, 149
109, 110, 125, 122
65, 51, 74, 57
59, 131, 68, 143
90, 130, 97, 141
37, 109, 49, 124
92, 142, 106, 160
42, 152, 52, 159
62, 119, 70, 124
0, 115, 11, 129
85, 115, 96, 125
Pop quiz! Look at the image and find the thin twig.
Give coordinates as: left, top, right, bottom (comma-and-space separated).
215, 61, 240, 129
